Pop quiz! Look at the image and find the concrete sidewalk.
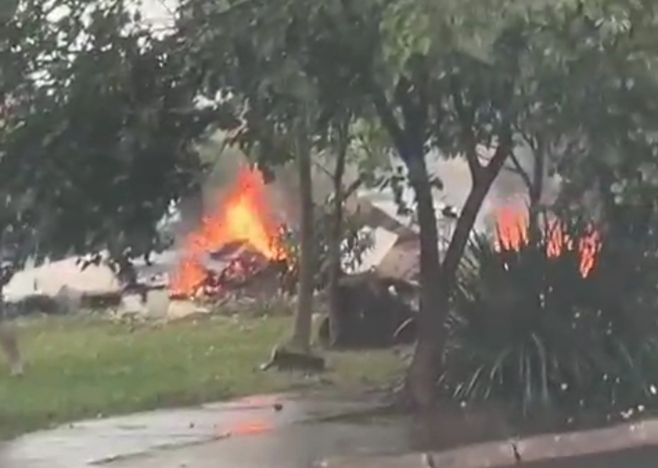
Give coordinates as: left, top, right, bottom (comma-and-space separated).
0, 394, 412, 468
4, 393, 658, 468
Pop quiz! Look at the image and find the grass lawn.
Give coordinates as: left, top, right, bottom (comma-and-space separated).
0, 314, 405, 440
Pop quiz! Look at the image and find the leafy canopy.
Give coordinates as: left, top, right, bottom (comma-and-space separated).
0, 0, 229, 272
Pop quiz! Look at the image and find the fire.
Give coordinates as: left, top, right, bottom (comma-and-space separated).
170, 166, 287, 297
494, 207, 601, 278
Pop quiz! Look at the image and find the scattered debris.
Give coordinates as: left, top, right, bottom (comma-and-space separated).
350, 197, 420, 282
317, 272, 418, 348
169, 166, 291, 300
259, 345, 326, 373
0, 178, 427, 332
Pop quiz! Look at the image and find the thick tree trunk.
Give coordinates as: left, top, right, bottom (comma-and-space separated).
289, 131, 314, 353
405, 156, 444, 408
442, 178, 496, 287
366, 74, 513, 408
405, 151, 510, 409
327, 142, 348, 346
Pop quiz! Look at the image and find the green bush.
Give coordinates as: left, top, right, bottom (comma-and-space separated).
442, 213, 658, 414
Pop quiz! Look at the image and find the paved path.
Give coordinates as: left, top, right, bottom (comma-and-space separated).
0, 394, 413, 468
4, 393, 658, 468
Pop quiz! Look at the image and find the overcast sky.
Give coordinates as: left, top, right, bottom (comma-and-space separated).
140, 0, 177, 28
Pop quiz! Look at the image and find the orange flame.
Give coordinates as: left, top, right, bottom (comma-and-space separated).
170, 166, 287, 297
494, 208, 601, 278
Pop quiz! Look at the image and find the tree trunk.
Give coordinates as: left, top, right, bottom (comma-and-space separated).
327, 143, 348, 346
405, 155, 444, 409
528, 150, 545, 240
442, 177, 497, 286
530, 151, 544, 210
405, 150, 510, 409
289, 130, 314, 353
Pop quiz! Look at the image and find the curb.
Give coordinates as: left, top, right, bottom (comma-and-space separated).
319, 416, 658, 468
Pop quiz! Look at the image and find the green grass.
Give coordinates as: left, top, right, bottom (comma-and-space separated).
0, 314, 405, 440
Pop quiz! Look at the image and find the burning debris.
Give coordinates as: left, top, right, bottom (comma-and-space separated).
260, 344, 326, 373
170, 166, 295, 300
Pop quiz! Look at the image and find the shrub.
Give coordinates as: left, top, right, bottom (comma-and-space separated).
441, 212, 658, 414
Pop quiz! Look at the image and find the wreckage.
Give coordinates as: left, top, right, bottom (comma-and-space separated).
165, 166, 422, 348
317, 272, 418, 348
2, 166, 424, 351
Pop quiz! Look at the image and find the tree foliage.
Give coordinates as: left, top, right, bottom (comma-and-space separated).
0, 0, 228, 276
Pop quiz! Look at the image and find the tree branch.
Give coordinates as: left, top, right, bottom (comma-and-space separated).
365, 79, 408, 159
344, 175, 364, 199
313, 159, 334, 180
483, 130, 513, 183
450, 77, 481, 179
396, 55, 429, 155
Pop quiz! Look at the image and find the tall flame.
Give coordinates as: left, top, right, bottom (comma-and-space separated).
170, 166, 287, 297
494, 208, 601, 278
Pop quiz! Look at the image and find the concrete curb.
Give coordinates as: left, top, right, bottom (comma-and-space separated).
319, 416, 658, 468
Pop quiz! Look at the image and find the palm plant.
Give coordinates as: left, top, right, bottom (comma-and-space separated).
442, 212, 658, 414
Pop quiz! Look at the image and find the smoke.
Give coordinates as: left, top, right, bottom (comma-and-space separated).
431, 144, 561, 234
177, 133, 562, 249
